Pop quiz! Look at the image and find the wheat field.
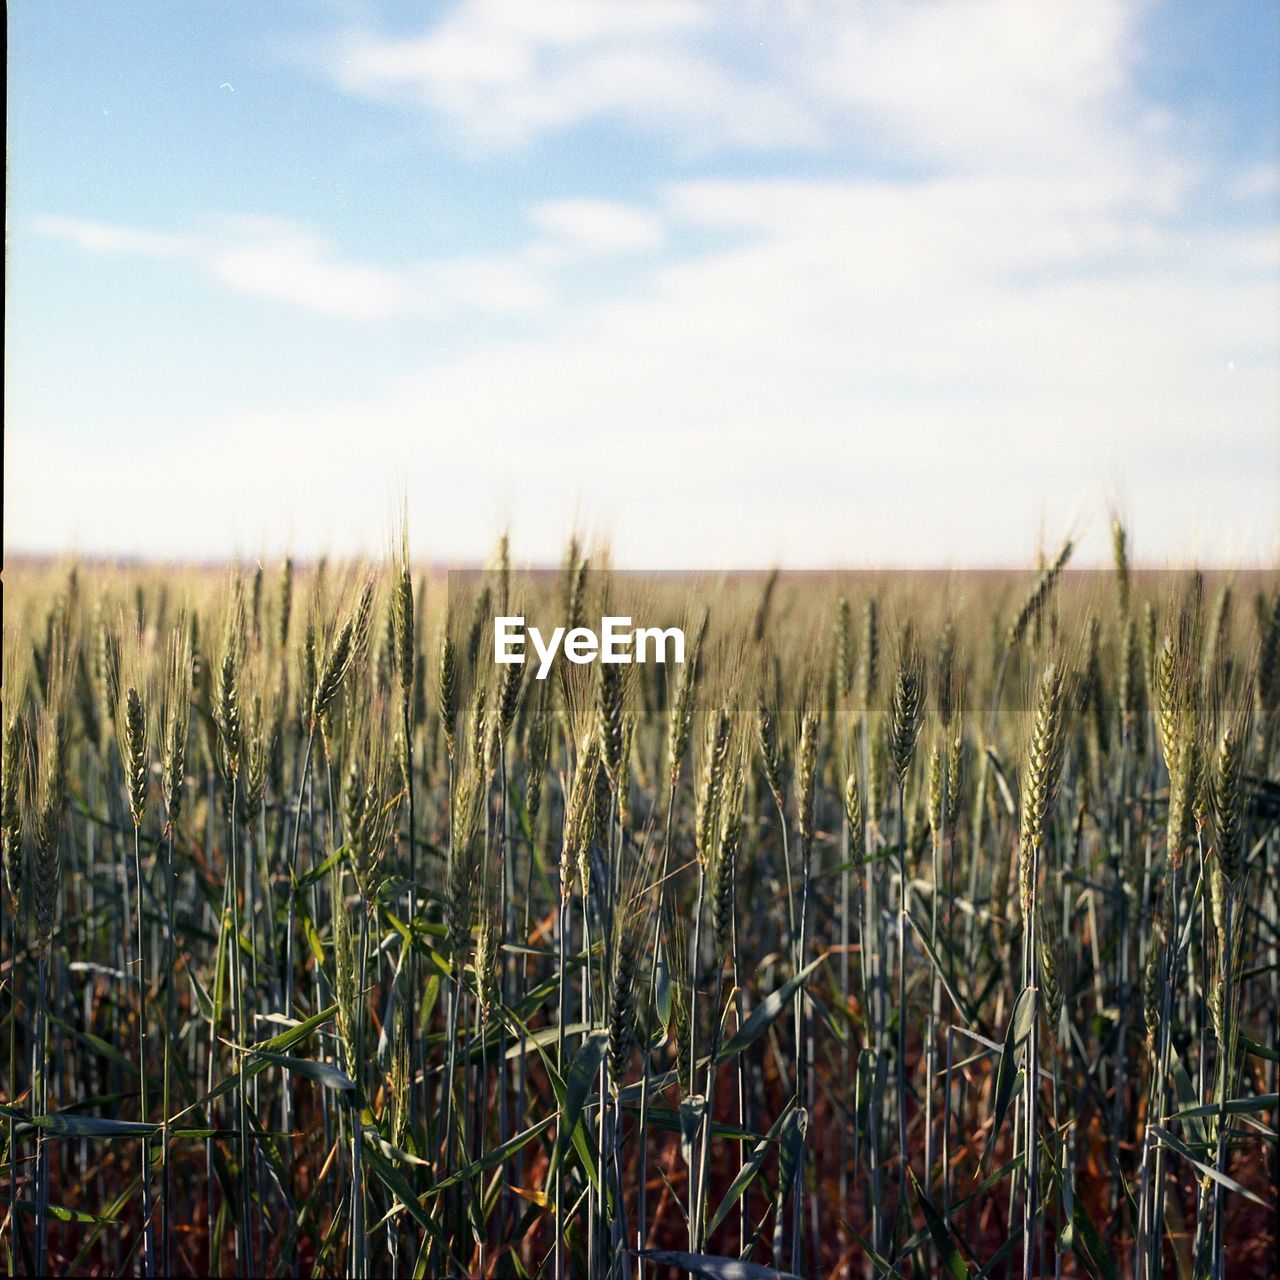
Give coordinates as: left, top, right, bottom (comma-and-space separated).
0, 528, 1276, 1278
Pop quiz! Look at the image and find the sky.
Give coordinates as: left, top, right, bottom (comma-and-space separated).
5, 0, 1279, 568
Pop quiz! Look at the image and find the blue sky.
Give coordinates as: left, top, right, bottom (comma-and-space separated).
6, 0, 1279, 566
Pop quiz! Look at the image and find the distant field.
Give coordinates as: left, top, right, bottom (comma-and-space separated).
1, 533, 1276, 1277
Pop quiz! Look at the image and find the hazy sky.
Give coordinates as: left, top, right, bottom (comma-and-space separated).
6, 0, 1279, 567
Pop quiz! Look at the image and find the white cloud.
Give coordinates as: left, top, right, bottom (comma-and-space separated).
205, 218, 416, 320
805, 0, 1140, 172
35, 214, 419, 320
32, 215, 198, 259
14, 170, 1277, 566
319, 0, 822, 152
313, 0, 1158, 169
529, 198, 663, 254
32, 209, 664, 322
10, 0, 1278, 566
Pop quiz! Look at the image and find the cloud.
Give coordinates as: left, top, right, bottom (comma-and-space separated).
316, 0, 823, 152
10, 0, 1278, 565
33, 206, 660, 322
311, 0, 1156, 169
15, 168, 1276, 566
34, 214, 419, 320
529, 199, 663, 254
805, 0, 1142, 172
33, 215, 199, 259
205, 217, 418, 320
